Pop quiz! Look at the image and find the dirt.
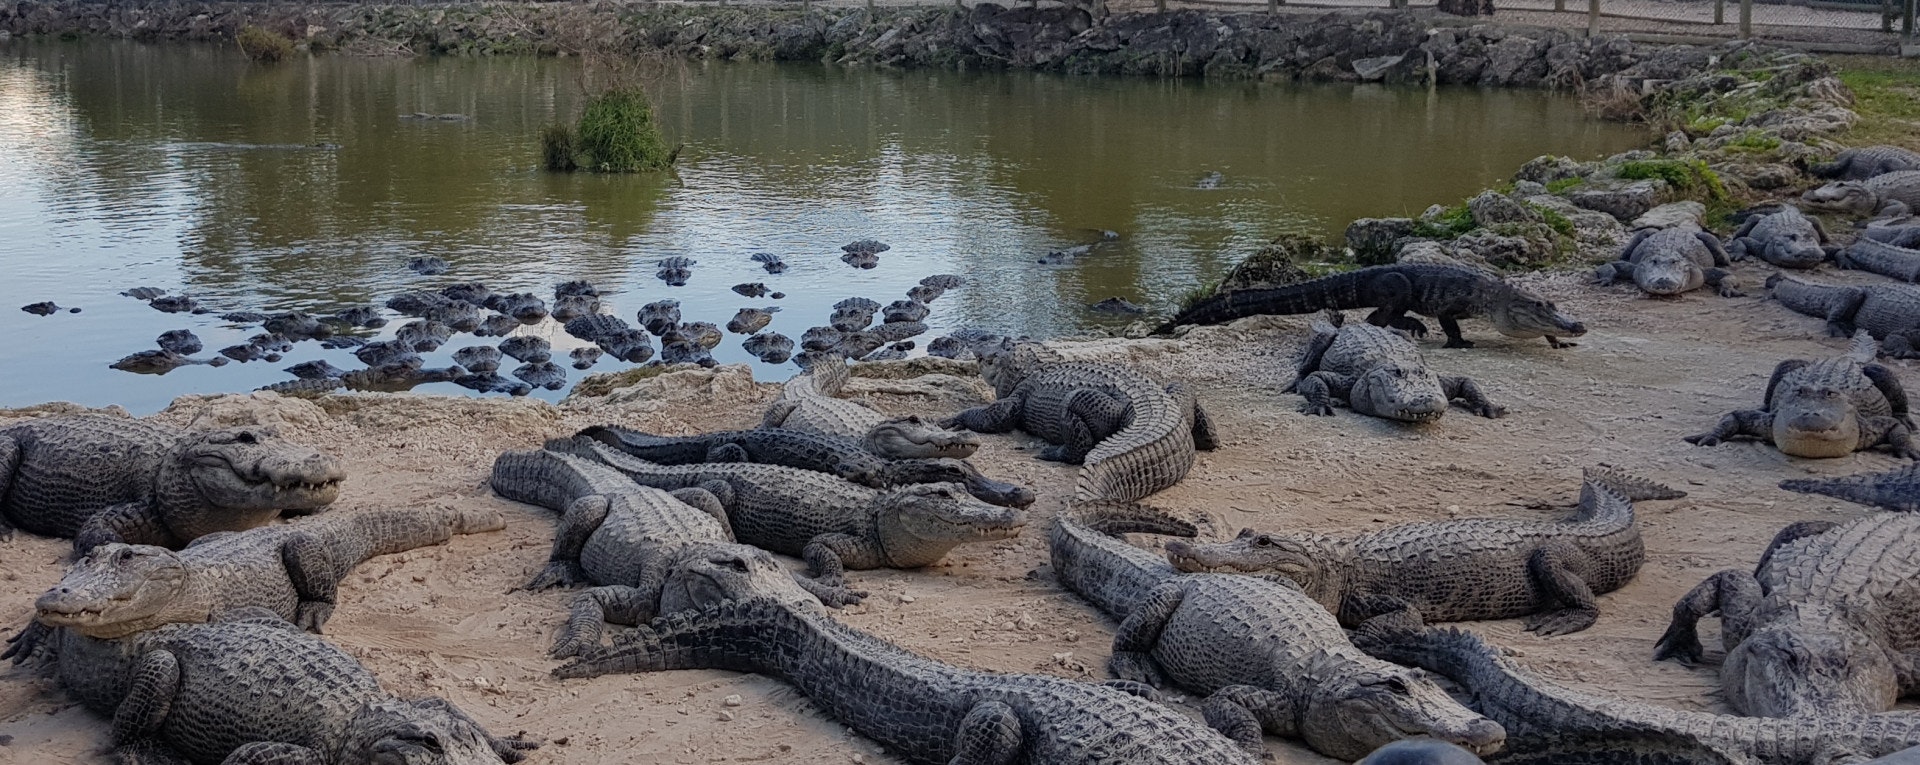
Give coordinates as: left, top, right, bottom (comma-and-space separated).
1, 269, 1915, 764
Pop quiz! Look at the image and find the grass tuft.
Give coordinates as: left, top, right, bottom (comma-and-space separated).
236, 25, 297, 63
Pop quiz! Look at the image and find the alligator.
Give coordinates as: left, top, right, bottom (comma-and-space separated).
454, 372, 531, 396
762, 357, 981, 459
1803, 170, 1920, 219
1810, 146, 1920, 181
404, 256, 447, 275
656, 256, 696, 286
1595, 226, 1742, 298
1727, 205, 1835, 269
660, 339, 717, 367
843, 239, 890, 255
148, 294, 201, 314
1288, 312, 1503, 422
597, 328, 654, 363
638, 299, 680, 336
156, 329, 202, 356
1781, 462, 1920, 511
1770, 274, 1920, 358
482, 291, 548, 324
497, 335, 550, 364
330, 305, 385, 329
557, 437, 1025, 591
1165, 469, 1682, 636
1839, 236, 1920, 282
842, 251, 880, 269
1164, 263, 1587, 349
1049, 502, 1505, 760
440, 282, 491, 305
47, 613, 533, 764
909, 285, 946, 303
1655, 512, 1920, 717
551, 573, 1261, 765
489, 447, 860, 656
732, 282, 773, 298
944, 341, 1217, 502
832, 297, 880, 332
451, 345, 502, 374
512, 361, 567, 391
0, 415, 344, 551
563, 313, 628, 344
727, 307, 778, 335
673, 321, 723, 350
1867, 224, 1920, 249
742, 331, 794, 364
258, 377, 345, 395
750, 252, 788, 274
921, 274, 965, 291
570, 346, 602, 370
1352, 613, 1920, 764
352, 339, 420, 368
21, 301, 76, 315
110, 349, 227, 375
123, 287, 168, 301
263, 311, 336, 341
577, 425, 1034, 507
883, 299, 930, 324
1685, 331, 1919, 459
865, 320, 928, 344
342, 363, 464, 393
551, 280, 601, 322
285, 359, 351, 380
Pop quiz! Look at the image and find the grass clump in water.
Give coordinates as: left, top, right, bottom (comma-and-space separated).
1617, 159, 1728, 203
236, 25, 296, 63
542, 89, 676, 174
541, 124, 578, 172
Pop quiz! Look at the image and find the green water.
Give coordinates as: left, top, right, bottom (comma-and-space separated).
0, 39, 1645, 413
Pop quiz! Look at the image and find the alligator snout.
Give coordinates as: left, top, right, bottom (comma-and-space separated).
1558, 319, 1587, 335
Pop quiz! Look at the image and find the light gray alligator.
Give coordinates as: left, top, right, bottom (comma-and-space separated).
1839, 236, 1920, 282
0, 415, 344, 551
1727, 205, 1835, 269
1595, 226, 1742, 298
1049, 502, 1506, 760
1811, 146, 1920, 181
1289, 312, 1504, 422
1656, 512, 1920, 717
1164, 469, 1682, 636
1803, 170, 1920, 219
1770, 274, 1920, 358
944, 341, 1217, 502
1685, 332, 1919, 459
762, 357, 981, 459
1781, 462, 1920, 511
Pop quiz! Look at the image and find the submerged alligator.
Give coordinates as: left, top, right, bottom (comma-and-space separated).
1165, 469, 1683, 636
1049, 502, 1505, 760
1595, 226, 1742, 298
1770, 274, 1920, 358
552, 561, 1262, 764
1656, 512, 1920, 717
1165, 263, 1586, 349
1685, 332, 1918, 459
1289, 312, 1504, 422
1781, 462, 1920, 511
762, 357, 981, 459
945, 341, 1217, 502
1803, 170, 1920, 219
0, 415, 343, 551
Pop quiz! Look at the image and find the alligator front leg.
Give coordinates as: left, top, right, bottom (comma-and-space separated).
943, 395, 1025, 434
1704, 268, 1745, 298
950, 701, 1023, 765
1293, 372, 1355, 417
672, 483, 736, 540
1436, 316, 1474, 349
1286, 330, 1339, 393
1166, 381, 1219, 451
1357, 271, 1428, 339
1863, 363, 1913, 424
1522, 542, 1600, 637
1109, 582, 1184, 687
524, 495, 611, 591
1653, 569, 1763, 664
1859, 416, 1920, 460
217, 742, 328, 764
280, 531, 339, 632
1202, 685, 1299, 755
553, 583, 662, 658
1683, 409, 1773, 447
802, 533, 884, 587
1885, 333, 1920, 360
1040, 388, 1126, 464
73, 502, 174, 554
112, 649, 181, 746
1440, 376, 1505, 419
1593, 260, 1635, 287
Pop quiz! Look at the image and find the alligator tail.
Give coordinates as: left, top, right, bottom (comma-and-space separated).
1780, 463, 1920, 511
324, 506, 505, 566
809, 355, 852, 398
1077, 384, 1196, 503
574, 424, 716, 464
1572, 467, 1682, 527
1581, 467, 1687, 502
1163, 270, 1368, 329
552, 598, 785, 680
1048, 501, 1190, 620
1849, 329, 1879, 362
1767, 274, 1846, 319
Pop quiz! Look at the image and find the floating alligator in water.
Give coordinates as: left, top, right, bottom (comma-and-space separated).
1049, 502, 1506, 760
551, 280, 601, 322
570, 346, 602, 370
727, 306, 779, 335
512, 361, 567, 391
166, 141, 342, 152
1685, 331, 1918, 459
110, 349, 227, 375
763, 356, 980, 459
831, 297, 880, 332
1165, 469, 1683, 637
1656, 512, 1920, 717
638, 299, 681, 336
1166, 263, 1586, 349
473, 312, 519, 338
498, 335, 551, 364
1288, 312, 1503, 422
945, 341, 1216, 502
1727, 205, 1834, 269
742, 331, 795, 364
1595, 226, 1742, 298
656, 256, 696, 286
1810, 146, 1920, 181
1781, 462, 1920, 511
20, 301, 78, 315
1804, 170, 1920, 219
1770, 273, 1920, 358
450, 346, 502, 374
405, 255, 448, 275
750, 252, 788, 274
1838, 236, 1920, 282
0, 415, 343, 552
483, 291, 549, 323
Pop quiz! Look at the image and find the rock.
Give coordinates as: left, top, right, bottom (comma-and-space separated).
1568, 180, 1665, 222
1351, 54, 1405, 82
1630, 201, 1705, 231
1217, 234, 1329, 291
1396, 240, 1485, 271
1451, 225, 1560, 269
1717, 162, 1796, 190
1521, 194, 1625, 261
1515, 155, 1587, 185
567, 364, 765, 410
1345, 218, 1418, 266
20, 302, 58, 316
1664, 131, 1691, 153
1511, 181, 1547, 198
1468, 190, 1542, 227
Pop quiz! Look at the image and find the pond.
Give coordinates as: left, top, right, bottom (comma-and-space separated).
0, 39, 1646, 413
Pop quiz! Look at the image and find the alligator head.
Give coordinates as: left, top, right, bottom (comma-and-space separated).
163, 427, 345, 533
1771, 385, 1862, 458
865, 416, 981, 460
1165, 529, 1343, 608
1488, 289, 1585, 340
656, 542, 820, 614
1759, 227, 1829, 269
1349, 363, 1450, 423
1722, 606, 1901, 718
977, 340, 1063, 398
1630, 249, 1707, 297
341, 697, 532, 764
1802, 181, 1881, 217
874, 483, 1026, 564
34, 543, 193, 638
1299, 652, 1508, 761
876, 457, 1035, 508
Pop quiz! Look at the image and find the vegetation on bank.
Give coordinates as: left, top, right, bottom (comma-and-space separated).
235, 25, 296, 63
1830, 55, 1920, 152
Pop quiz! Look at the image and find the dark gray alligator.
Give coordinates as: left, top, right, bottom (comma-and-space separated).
483, 291, 548, 324
763, 357, 981, 459
577, 425, 1034, 507
831, 297, 880, 332
1803, 170, 1920, 218
1165, 469, 1682, 636
557, 437, 1025, 592
1770, 274, 1920, 358
48, 613, 533, 764
451, 346, 502, 374
1811, 146, 1920, 181
1685, 332, 1919, 459
1357, 740, 1489, 765
742, 331, 794, 364
570, 346, 602, 370
497, 336, 550, 364
1655, 512, 1920, 717
156, 330, 202, 356
1352, 613, 1920, 764
489, 447, 860, 656
1867, 224, 1920, 249
1595, 226, 1742, 298
638, 299, 680, 336
727, 307, 778, 335
1839, 236, 1920, 282
1165, 263, 1586, 348
0, 415, 344, 551
1049, 502, 1506, 760
655, 256, 695, 286
258, 377, 346, 395
551, 574, 1261, 764
944, 341, 1217, 502
343, 363, 464, 393
1288, 312, 1504, 422
110, 350, 227, 375
1727, 205, 1835, 269
750, 252, 788, 274
1781, 462, 1920, 511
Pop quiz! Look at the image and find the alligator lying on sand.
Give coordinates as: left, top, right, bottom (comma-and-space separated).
1655, 512, 1920, 717
1839, 236, 1920, 282
1049, 502, 1505, 760
577, 425, 1034, 507
763, 357, 981, 459
558, 437, 1025, 591
1289, 312, 1504, 422
1803, 170, 1920, 219
1810, 146, 1920, 181
1685, 332, 1918, 459
1595, 226, 1742, 298
945, 341, 1216, 502
1727, 205, 1834, 269
1781, 462, 1920, 511
1165, 264, 1586, 349
1353, 613, 1920, 763
1770, 274, 1920, 358
0, 415, 344, 551
552, 566, 1262, 765
489, 448, 861, 656
1166, 469, 1683, 636
48, 612, 533, 764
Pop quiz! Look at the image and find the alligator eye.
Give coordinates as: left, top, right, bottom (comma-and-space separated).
1381, 677, 1410, 694
115, 548, 133, 564
234, 432, 257, 444
1253, 536, 1275, 548
725, 558, 750, 573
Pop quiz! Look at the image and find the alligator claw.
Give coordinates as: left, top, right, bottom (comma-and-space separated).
1442, 338, 1476, 349
2, 621, 52, 666
1523, 608, 1596, 637
521, 562, 586, 592
1297, 402, 1336, 417
1547, 337, 1578, 349
1682, 433, 1720, 447
293, 602, 334, 634
1472, 404, 1508, 419
1107, 651, 1166, 688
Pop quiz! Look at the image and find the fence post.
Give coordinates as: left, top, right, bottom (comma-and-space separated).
1268, 0, 1278, 14
1738, 0, 1751, 38
1906, 0, 1915, 36
1713, 0, 1723, 24
1587, 0, 1599, 36
1155, 0, 1165, 10
1554, 0, 1564, 12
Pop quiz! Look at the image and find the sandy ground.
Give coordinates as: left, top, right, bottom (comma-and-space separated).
2, 263, 1917, 764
